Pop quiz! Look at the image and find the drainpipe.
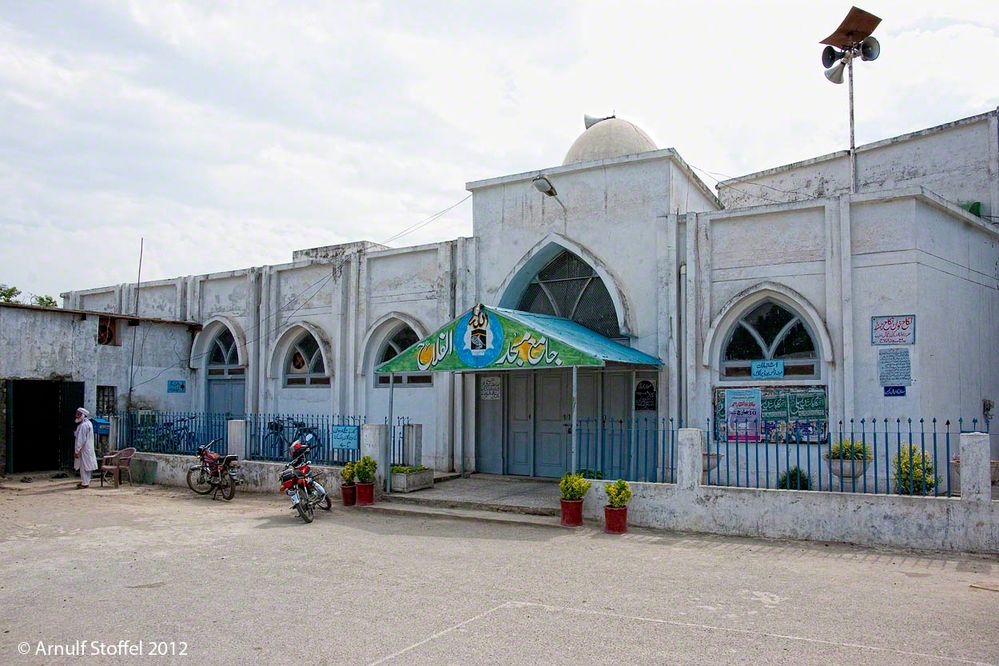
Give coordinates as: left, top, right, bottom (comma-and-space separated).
678, 263, 687, 425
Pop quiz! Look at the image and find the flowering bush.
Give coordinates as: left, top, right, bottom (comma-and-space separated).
340, 462, 355, 485
604, 479, 633, 508
354, 456, 377, 484
894, 445, 938, 495
559, 473, 592, 500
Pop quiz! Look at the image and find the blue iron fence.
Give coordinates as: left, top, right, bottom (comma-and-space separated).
576, 417, 675, 483
116, 411, 227, 455
244, 413, 364, 466
704, 417, 988, 496
388, 417, 411, 466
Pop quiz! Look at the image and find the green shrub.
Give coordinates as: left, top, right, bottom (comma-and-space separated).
604, 479, 633, 508
391, 465, 429, 474
340, 462, 355, 485
893, 445, 938, 495
825, 439, 872, 461
355, 456, 377, 484
559, 473, 592, 500
576, 468, 604, 480
777, 467, 811, 490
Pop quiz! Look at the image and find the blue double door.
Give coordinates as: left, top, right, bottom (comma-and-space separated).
505, 370, 600, 478
207, 378, 245, 417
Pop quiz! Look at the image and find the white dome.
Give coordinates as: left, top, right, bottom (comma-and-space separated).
562, 116, 657, 165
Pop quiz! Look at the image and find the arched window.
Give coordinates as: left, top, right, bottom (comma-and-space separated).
721, 301, 819, 379
516, 250, 621, 339
207, 329, 244, 377
376, 325, 432, 387
284, 332, 329, 386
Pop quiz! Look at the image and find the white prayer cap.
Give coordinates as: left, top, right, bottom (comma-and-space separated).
76, 407, 91, 417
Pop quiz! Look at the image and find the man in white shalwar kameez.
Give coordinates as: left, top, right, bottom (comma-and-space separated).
74, 408, 98, 488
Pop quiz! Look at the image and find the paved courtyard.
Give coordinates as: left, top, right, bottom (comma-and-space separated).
1, 478, 997, 665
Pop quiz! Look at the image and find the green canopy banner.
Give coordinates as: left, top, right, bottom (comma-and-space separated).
376, 305, 660, 374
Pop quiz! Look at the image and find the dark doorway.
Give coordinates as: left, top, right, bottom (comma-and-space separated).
5, 380, 85, 474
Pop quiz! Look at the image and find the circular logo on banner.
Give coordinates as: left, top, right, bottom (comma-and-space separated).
456, 306, 504, 368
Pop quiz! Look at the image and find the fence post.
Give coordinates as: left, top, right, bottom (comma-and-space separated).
227, 420, 246, 459
403, 424, 423, 468
361, 423, 389, 491
959, 432, 992, 504
109, 416, 119, 452
676, 428, 705, 491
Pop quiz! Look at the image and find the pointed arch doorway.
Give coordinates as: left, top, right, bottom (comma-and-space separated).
206, 328, 245, 415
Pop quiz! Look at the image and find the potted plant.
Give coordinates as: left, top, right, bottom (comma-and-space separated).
894, 445, 938, 496
340, 462, 356, 506
603, 479, 632, 534
390, 465, 434, 493
354, 455, 377, 505
558, 473, 592, 527
824, 439, 872, 479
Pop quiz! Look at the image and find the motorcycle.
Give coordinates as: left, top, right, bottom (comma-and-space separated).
186, 439, 242, 501
279, 434, 332, 523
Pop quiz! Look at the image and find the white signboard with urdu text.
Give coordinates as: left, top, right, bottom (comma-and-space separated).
878, 347, 912, 386
480, 376, 501, 400
872, 315, 916, 345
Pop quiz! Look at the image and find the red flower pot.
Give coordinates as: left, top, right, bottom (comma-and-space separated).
560, 499, 584, 527
604, 505, 628, 534
341, 483, 356, 506
356, 482, 375, 506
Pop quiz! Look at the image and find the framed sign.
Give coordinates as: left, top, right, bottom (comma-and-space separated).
329, 425, 360, 450
872, 315, 915, 345
167, 380, 187, 394
878, 348, 912, 386
751, 360, 784, 379
884, 386, 906, 397
724, 388, 762, 442
634, 380, 657, 411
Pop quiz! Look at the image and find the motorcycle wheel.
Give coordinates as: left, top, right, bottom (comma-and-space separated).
296, 497, 315, 523
186, 468, 213, 495
320, 493, 332, 511
218, 472, 236, 501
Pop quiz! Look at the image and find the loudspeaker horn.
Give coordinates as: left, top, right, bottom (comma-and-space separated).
821, 45, 844, 69
860, 35, 880, 61
584, 114, 614, 129
824, 61, 846, 84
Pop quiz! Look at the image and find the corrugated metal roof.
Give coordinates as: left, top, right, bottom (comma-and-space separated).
493, 307, 662, 368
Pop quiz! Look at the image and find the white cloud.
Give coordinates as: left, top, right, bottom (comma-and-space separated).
0, 0, 996, 299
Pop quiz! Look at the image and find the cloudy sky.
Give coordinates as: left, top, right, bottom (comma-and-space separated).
1, 1, 997, 300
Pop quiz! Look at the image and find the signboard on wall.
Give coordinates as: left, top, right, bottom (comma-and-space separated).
330, 425, 360, 450
714, 386, 828, 444
878, 348, 912, 386
634, 380, 657, 411
751, 360, 784, 379
884, 386, 906, 397
480, 376, 501, 401
724, 388, 762, 442
871, 315, 916, 345
167, 380, 186, 394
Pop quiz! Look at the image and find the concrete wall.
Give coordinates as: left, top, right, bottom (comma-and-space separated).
718, 110, 999, 217
0, 305, 194, 413
583, 429, 998, 553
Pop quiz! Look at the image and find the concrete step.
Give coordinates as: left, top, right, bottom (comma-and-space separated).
357, 501, 580, 530
432, 472, 461, 483
381, 492, 559, 517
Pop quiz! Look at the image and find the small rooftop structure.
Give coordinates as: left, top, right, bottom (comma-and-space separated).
563, 115, 657, 165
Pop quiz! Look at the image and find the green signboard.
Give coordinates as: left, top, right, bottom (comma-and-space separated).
714, 385, 828, 443
377, 305, 604, 374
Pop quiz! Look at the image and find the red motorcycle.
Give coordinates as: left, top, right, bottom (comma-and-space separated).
186, 439, 241, 501
279, 434, 331, 523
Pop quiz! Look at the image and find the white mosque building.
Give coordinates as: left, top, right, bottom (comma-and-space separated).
62, 109, 999, 474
